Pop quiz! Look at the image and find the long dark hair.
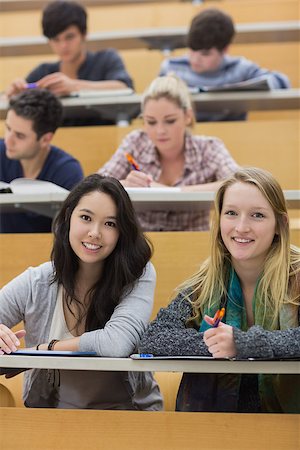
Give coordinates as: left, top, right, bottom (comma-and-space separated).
51, 174, 152, 330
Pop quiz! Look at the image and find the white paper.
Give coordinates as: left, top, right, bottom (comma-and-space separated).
126, 187, 181, 193
4, 178, 69, 194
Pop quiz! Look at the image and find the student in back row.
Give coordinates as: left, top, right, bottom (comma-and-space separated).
5, 1, 133, 126
0, 89, 83, 233
160, 9, 290, 121
98, 75, 239, 231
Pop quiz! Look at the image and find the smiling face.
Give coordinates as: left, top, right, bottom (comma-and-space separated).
188, 47, 224, 73
220, 182, 277, 272
49, 25, 86, 64
69, 190, 120, 272
143, 97, 192, 159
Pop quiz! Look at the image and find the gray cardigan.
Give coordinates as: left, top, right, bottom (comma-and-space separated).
140, 292, 300, 358
0, 261, 163, 410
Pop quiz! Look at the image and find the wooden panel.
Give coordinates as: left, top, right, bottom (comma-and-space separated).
0, 0, 298, 37
52, 126, 121, 176
0, 408, 299, 450
0, 374, 24, 408
154, 371, 182, 411
0, 384, 15, 407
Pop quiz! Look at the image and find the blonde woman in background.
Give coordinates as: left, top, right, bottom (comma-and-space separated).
98, 75, 239, 231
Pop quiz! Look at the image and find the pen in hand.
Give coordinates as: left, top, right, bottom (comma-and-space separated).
125, 152, 140, 171
26, 83, 38, 89
212, 307, 225, 327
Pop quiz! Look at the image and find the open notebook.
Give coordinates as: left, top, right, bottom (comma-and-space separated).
0, 179, 69, 195
130, 354, 228, 360
189, 75, 272, 94
130, 354, 300, 361
69, 88, 134, 98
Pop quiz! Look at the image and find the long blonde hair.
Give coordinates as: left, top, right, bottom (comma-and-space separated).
141, 74, 195, 126
180, 167, 300, 326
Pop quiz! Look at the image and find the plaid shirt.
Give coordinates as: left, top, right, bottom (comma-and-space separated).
99, 130, 239, 231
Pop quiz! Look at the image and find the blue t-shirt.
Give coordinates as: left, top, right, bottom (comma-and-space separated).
0, 140, 84, 232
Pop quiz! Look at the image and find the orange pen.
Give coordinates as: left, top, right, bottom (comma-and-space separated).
212, 307, 225, 328
124, 152, 140, 171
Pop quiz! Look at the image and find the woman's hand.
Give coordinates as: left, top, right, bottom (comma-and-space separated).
122, 170, 153, 187
203, 315, 237, 358
0, 324, 26, 355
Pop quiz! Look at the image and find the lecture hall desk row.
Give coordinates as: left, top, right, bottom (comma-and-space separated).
0, 1, 299, 91
0, 0, 298, 36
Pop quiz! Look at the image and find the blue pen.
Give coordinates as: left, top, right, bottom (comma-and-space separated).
139, 353, 154, 358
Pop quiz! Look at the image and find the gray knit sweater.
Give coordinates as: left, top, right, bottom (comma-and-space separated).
140, 292, 300, 412
140, 292, 300, 358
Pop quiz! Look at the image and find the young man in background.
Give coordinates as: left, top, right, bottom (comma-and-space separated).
0, 89, 83, 232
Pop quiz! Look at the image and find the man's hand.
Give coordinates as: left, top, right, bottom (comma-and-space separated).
37, 72, 77, 96
5, 78, 28, 98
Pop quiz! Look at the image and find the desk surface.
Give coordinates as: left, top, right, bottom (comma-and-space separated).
1, 190, 299, 218
1, 89, 299, 123
0, 21, 299, 56
0, 354, 299, 374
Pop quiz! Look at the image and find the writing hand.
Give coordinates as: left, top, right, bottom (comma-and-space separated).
0, 324, 26, 355
123, 170, 153, 187
37, 72, 77, 96
203, 316, 236, 358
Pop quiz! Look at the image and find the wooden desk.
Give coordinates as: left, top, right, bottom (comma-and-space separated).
1, 21, 299, 56
0, 408, 298, 450
1, 89, 299, 124
1, 190, 299, 219
0, 354, 299, 374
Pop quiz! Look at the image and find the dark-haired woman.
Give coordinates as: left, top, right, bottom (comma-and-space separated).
0, 174, 162, 410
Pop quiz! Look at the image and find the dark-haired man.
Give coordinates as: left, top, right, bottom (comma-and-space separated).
0, 89, 84, 232
6, 0, 133, 125
160, 9, 290, 121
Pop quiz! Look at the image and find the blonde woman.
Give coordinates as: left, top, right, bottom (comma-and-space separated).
140, 167, 300, 413
98, 75, 238, 231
